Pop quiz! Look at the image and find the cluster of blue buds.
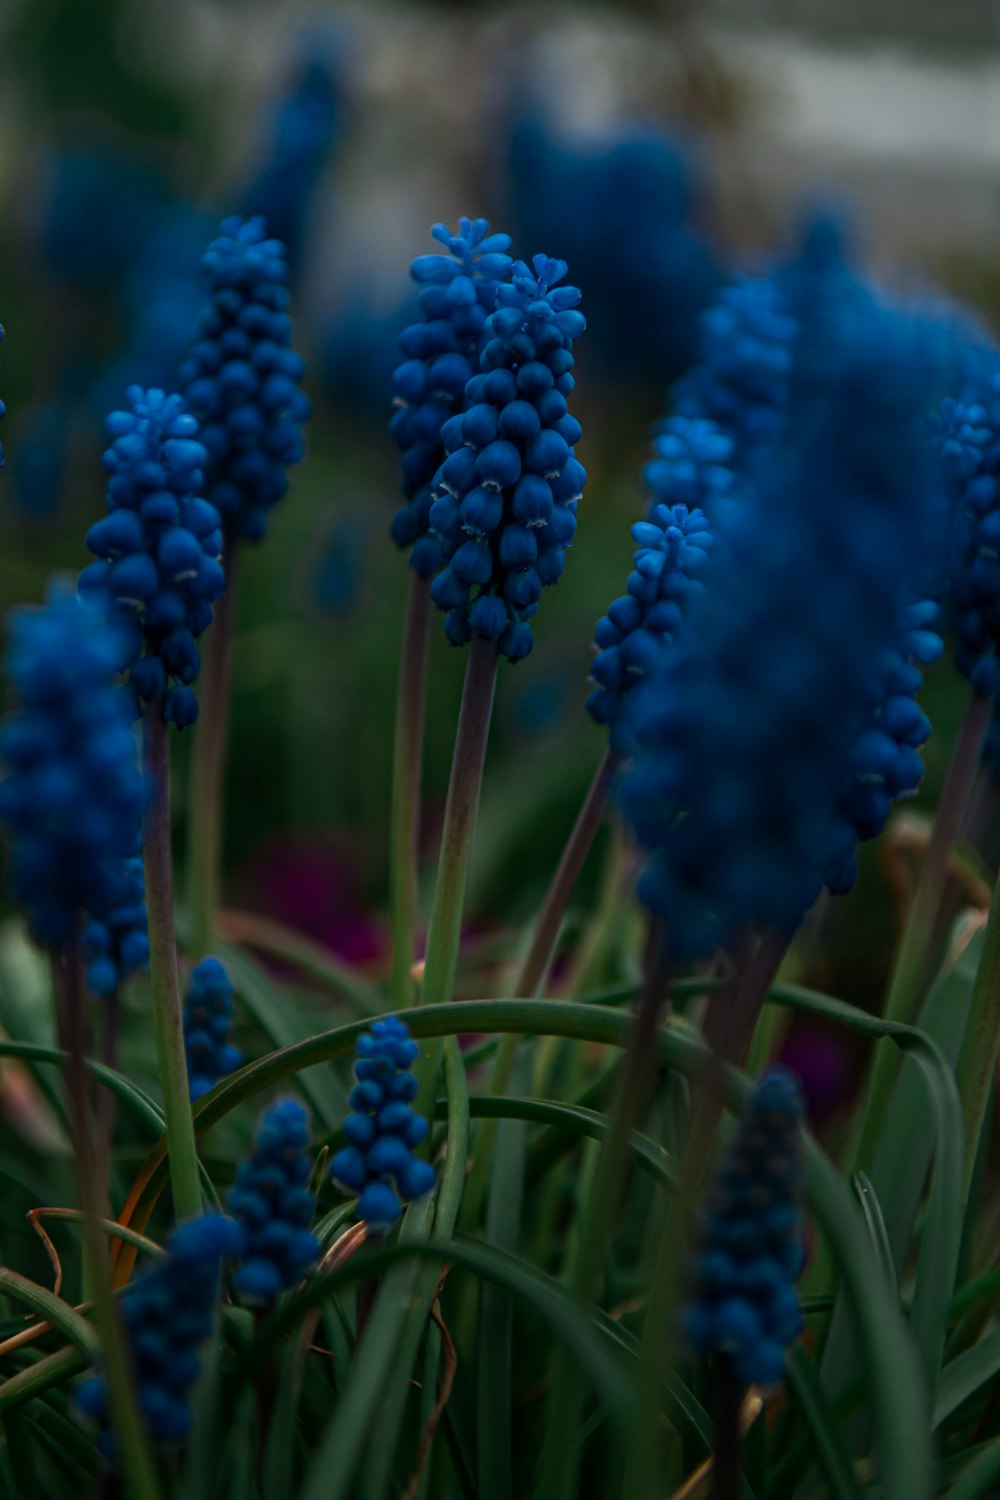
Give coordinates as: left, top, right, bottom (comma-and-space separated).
587, 502, 713, 756
0, 589, 144, 946
81, 387, 225, 729
643, 414, 740, 516
929, 365, 1000, 697
621, 315, 942, 958
390, 218, 514, 575
673, 277, 798, 471
81, 851, 148, 996
227, 1098, 319, 1301
183, 957, 243, 1100
331, 1015, 436, 1227
427, 254, 587, 661
179, 216, 310, 543
76, 1212, 243, 1450
681, 1068, 804, 1386
825, 599, 943, 893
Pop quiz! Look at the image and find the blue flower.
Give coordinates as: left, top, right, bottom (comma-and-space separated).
178, 216, 311, 543
0, 587, 145, 947
426, 253, 587, 662
80, 386, 226, 729
76, 1212, 244, 1452
228, 1098, 319, 1302
825, 598, 943, 894
81, 851, 148, 996
681, 1068, 804, 1387
331, 1015, 436, 1228
927, 353, 1000, 697
620, 313, 943, 959
183, 957, 243, 1101
390, 217, 514, 576
587, 500, 713, 756
673, 277, 798, 471
240, 31, 345, 275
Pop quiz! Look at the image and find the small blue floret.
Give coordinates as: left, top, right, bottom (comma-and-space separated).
228, 1098, 319, 1302
182, 957, 242, 1100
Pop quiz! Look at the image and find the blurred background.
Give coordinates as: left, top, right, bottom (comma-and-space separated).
0, 0, 994, 1040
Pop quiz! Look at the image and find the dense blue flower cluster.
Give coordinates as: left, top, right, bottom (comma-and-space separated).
587, 502, 713, 756
389, 218, 514, 575
825, 599, 943, 893
673, 277, 798, 470
929, 359, 1000, 696
509, 118, 719, 384
80, 387, 225, 729
331, 1015, 436, 1227
0, 589, 144, 946
620, 318, 941, 958
643, 414, 740, 516
81, 852, 148, 996
76, 1212, 243, 1450
681, 1068, 804, 1386
241, 33, 344, 274
183, 957, 243, 1100
228, 1098, 319, 1301
426, 254, 587, 661
178, 216, 310, 543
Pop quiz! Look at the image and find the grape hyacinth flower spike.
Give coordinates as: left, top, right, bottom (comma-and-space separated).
331, 1015, 436, 1227
76, 1212, 244, 1452
426, 252, 587, 662
183, 957, 243, 1100
390, 217, 514, 575
228, 1098, 319, 1301
179, 215, 310, 545
81, 386, 225, 729
681, 1067, 805, 1385
0, 587, 144, 946
81, 850, 149, 997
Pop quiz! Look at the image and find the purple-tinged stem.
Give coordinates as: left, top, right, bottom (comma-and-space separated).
188, 536, 240, 961
416, 634, 499, 1098
143, 704, 202, 1222
389, 575, 432, 1010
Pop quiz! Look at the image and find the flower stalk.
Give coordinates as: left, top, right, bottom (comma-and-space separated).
188, 538, 240, 962
389, 574, 432, 1010
143, 705, 202, 1223
416, 635, 499, 1091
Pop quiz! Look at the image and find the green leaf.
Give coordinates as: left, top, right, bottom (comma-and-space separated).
784, 1348, 866, 1500
0, 1271, 97, 1361
934, 1332, 1000, 1428
0, 1348, 87, 1415
850, 1174, 897, 1297
946, 1438, 1000, 1500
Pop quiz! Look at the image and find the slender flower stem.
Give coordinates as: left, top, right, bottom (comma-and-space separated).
389, 575, 432, 1010
54, 942, 163, 1500
702, 929, 791, 1073
854, 690, 992, 1175
712, 1358, 745, 1500
143, 705, 202, 1222
188, 537, 240, 962
462, 747, 616, 1228
96, 985, 121, 1191
538, 938, 673, 1500
416, 636, 499, 1093
955, 865, 1000, 1206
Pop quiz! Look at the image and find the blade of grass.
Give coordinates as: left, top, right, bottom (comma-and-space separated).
933, 1332, 1000, 1428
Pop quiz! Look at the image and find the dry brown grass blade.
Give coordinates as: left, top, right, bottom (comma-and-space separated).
402, 1270, 456, 1500
26, 1207, 64, 1297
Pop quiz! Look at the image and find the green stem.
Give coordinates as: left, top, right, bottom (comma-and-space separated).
188, 537, 240, 961
462, 748, 616, 1229
854, 690, 991, 1174
143, 705, 202, 1222
389, 574, 432, 1010
537, 941, 673, 1500
417, 635, 499, 1089
956, 864, 1000, 1206
54, 943, 162, 1500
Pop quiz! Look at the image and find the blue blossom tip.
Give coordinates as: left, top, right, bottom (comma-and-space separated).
227, 1097, 318, 1302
